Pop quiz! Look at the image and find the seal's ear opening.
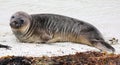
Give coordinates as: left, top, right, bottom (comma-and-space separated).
90, 39, 115, 53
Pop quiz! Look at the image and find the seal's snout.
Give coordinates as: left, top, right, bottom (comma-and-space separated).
10, 21, 15, 27
10, 19, 24, 29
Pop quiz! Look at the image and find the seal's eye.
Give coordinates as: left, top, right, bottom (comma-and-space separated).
20, 19, 24, 24
11, 16, 15, 18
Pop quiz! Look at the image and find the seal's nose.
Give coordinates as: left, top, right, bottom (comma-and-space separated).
10, 21, 21, 28
10, 21, 17, 27
10, 21, 14, 27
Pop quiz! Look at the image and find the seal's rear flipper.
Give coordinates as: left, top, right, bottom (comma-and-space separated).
91, 40, 115, 53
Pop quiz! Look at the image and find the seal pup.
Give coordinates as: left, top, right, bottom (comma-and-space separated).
10, 11, 115, 53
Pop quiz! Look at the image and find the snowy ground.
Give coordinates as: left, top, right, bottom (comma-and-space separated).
0, 0, 120, 57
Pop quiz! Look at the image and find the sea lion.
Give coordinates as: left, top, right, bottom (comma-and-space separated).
10, 11, 115, 53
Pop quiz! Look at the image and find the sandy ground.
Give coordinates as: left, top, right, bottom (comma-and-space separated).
0, 0, 120, 57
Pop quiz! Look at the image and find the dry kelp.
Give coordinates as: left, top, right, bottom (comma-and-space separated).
0, 51, 120, 65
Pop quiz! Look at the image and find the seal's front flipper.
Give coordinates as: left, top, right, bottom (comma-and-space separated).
0, 44, 11, 49
91, 40, 115, 53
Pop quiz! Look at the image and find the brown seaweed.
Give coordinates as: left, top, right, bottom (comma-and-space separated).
0, 51, 120, 65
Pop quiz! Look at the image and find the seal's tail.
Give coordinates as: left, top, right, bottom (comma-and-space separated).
91, 40, 115, 53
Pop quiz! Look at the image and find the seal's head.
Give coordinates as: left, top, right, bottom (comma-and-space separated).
10, 11, 31, 32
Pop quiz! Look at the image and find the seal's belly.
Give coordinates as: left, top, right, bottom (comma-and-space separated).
53, 33, 92, 46
18, 35, 43, 43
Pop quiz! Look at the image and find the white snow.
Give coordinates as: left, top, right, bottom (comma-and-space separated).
0, 0, 120, 57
